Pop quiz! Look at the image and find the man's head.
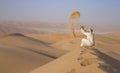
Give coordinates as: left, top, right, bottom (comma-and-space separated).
89, 28, 93, 33
80, 25, 84, 29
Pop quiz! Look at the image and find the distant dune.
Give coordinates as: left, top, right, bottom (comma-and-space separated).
0, 21, 67, 35
0, 21, 120, 35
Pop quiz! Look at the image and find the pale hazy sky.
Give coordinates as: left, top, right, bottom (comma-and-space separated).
0, 0, 120, 25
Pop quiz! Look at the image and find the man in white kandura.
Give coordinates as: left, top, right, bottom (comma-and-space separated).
80, 26, 95, 47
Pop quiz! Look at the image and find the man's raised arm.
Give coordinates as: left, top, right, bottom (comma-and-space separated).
80, 26, 88, 35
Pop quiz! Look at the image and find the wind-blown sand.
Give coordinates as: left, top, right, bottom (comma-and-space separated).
0, 32, 120, 73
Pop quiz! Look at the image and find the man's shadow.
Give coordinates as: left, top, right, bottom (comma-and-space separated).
93, 48, 120, 73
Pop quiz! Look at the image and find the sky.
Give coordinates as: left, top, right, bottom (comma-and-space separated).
0, 0, 120, 25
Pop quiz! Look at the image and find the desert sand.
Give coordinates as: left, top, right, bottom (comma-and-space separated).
0, 22, 120, 73
0, 31, 119, 73
0, 33, 67, 73
29, 32, 120, 73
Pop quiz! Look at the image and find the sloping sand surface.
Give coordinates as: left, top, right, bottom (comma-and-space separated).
0, 34, 67, 58
0, 32, 120, 73
27, 34, 72, 44
95, 33, 120, 60
31, 48, 105, 73
0, 33, 67, 73
29, 32, 120, 73
0, 45, 53, 73
28, 32, 84, 51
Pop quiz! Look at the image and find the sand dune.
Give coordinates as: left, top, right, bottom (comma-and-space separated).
0, 45, 54, 73
27, 34, 72, 44
29, 32, 120, 73
0, 21, 67, 35
0, 33, 67, 73
0, 33, 67, 58
0, 21, 119, 35
30, 47, 104, 73
0, 32, 120, 73
27, 32, 84, 51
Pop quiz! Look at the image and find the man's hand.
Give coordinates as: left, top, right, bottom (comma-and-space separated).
80, 25, 84, 29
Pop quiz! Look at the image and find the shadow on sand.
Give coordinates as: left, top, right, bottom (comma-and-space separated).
94, 49, 120, 73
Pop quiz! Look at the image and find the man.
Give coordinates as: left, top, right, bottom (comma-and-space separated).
80, 26, 95, 47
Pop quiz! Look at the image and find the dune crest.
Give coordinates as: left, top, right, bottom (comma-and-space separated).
30, 47, 105, 73
28, 32, 120, 73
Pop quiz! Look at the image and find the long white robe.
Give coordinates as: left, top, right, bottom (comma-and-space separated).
80, 28, 95, 47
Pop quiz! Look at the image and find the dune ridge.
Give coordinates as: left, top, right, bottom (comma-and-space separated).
29, 32, 120, 73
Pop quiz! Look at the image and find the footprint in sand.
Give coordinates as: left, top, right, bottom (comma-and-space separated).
77, 56, 83, 61
67, 69, 76, 73
80, 58, 98, 66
